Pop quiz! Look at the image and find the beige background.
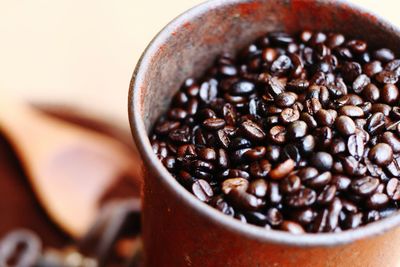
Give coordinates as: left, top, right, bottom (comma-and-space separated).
0, 0, 397, 129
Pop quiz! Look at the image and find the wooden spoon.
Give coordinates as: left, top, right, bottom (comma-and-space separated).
0, 96, 141, 239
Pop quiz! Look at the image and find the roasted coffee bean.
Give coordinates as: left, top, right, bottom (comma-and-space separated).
269, 125, 287, 144
369, 143, 393, 166
192, 180, 214, 202
269, 159, 295, 180
335, 116, 356, 136
381, 84, 399, 104
248, 179, 268, 198
250, 159, 271, 179
230, 80, 255, 95
227, 189, 263, 211
240, 120, 266, 141
280, 221, 305, 234
366, 193, 389, 209
286, 188, 317, 208
267, 182, 282, 204
352, 74, 370, 93
347, 133, 364, 159
338, 105, 364, 117
280, 108, 300, 124
386, 178, 400, 200
222, 178, 249, 195
244, 146, 267, 161
152, 30, 400, 232
351, 176, 379, 196
373, 48, 395, 62
287, 120, 308, 139
311, 152, 333, 171
280, 174, 301, 195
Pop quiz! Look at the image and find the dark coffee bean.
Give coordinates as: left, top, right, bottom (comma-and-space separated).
341, 61, 361, 83
244, 146, 267, 161
250, 159, 271, 179
305, 171, 332, 189
265, 208, 283, 226
286, 188, 317, 208
297, 134, 315, 155
230, 80, 255, 95
287, 79, 309, 92
240, 120, 266, 141
363, 60, 383, 77
222, 178, 249, 195
203, 118, 226, 130
352, 74, 370, 93
199, 80, 218, 103
229, 138, 252, 150
369, 143, 393, 166
217, 148, 229, 169
267, 182, 282, 204
192, 180, 214, 202
276, 92, 297, 107
329, 138, 346, 155
162, 156, 176, 171
290, 208, 316, 226
381, 84, 399, 104
280, 174, 301, 194
155, 120, 181, 135
221, 169, 250, 180
347, 39, 367, 53
375, 70, 398, 84
222, 103, 236, 126
338, 105, 364, 117
227, 189, 262, 211
280, 221, 305, 234
286, 120, 308, 140
317, 185, 337, 205
315, 109, 334, 126
269, 159, 295, 180
269, 125, 287, 144
311, 152, 333, 171
386, 178, 400, 200
366, 193, 389, 209
216, 129, 230, 149
347, 133, 364, 159
198, 148, 217, 161
266, 77, 285, 96
332, 175, 351, 191
366, 112, 385, 134
381, 132, 400, 153
271, 55, 292, 73
282, 144, 301, 164
385, 157, 400, 177
279, 108, 300, 124
335, 116, 356, 136
269, 31, 294, 45
362, 83, 380, 102
373, 48, 395, 62
351, 176, 379, 196
248, 179, 268, 198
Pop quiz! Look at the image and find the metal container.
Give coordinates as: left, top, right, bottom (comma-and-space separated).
129, 1, 400, 266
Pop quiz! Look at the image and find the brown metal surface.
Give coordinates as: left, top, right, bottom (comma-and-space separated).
129, 0, 400, 266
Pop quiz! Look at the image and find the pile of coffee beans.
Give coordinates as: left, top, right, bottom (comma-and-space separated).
150, 30, 400, 233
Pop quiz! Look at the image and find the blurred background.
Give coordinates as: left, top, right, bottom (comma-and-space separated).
0, 0, 395, 130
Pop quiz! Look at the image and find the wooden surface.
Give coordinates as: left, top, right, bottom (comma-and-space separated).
0, 0, 397, 129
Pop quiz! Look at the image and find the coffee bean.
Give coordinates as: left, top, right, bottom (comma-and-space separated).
335, 116, 356, 136
222, 178, 249, 195
265, 145, 281, 163
286, 188, 317, 208
375, 70, 398, 84
227, 189, 263, 211
363, 60, 383, 77
266, 208, 283, 226
244, 146, 267, 161
311, 152, 333, 171
317, 185, 337, 205
267, 182, 282, 204
269, 125, 287, 144
280, 221, 305, 234
280, 108, 300, 124
269, 159, 295, 180
203, 118, 226, 130
266, 77, 285, 96
280, 174, 301, 194
192, 180, 214, 202
240, 120, 266, 141
248, 179, 268, 198
381, 84, 399, 104
338, 105, 364, 117
305, 171, 332, 189
276, 92, 297, 108
386, 178, 400, 200
347, 133, 364, 159
287, 120, 308, 139
351, 176, 379, 196
352, 74, 370, 93
342, 213, 363, 230
271, 55, 292, 73
315, 109, 334, 126
373, 48, 395, 62
369, 143, 393, 166
366, 193, 389, 209
230, 80, 255, 95
250, 159, 271, 179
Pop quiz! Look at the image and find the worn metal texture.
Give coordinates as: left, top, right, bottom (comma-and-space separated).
129, 0, 400, 266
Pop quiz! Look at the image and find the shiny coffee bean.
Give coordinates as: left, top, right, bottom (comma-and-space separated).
222, 178, 249, 195
369, 143, 393, 166
311, 152, 333, 171
351, 176, 379, 196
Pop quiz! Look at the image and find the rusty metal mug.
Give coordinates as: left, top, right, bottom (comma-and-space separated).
129, 0, 400, 266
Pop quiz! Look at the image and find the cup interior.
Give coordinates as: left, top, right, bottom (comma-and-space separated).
129, 0, 400, 245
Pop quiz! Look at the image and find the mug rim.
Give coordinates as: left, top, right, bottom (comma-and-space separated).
129, 0, 400, 247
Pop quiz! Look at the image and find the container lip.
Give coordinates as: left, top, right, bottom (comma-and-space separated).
129, 0, 400, 247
